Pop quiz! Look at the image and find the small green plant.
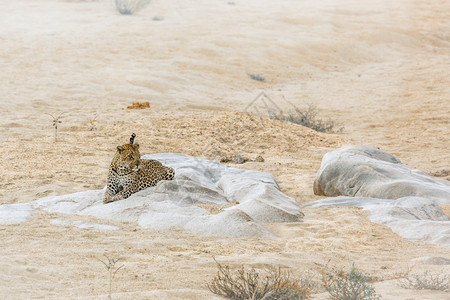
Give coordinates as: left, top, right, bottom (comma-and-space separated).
88, 115, 98, 132
46, 112, 64, 142
208, 258, 312, 299
269, 103, 343, 133
321, 264, 380, 300
247, 72, 266, 82
99, 255, 124, 300
399, 270, 449, 292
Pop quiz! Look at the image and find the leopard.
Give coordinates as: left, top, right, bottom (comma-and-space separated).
103, 133, 175, 203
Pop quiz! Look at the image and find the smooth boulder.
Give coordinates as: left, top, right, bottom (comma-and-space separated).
314, 145, 450, 204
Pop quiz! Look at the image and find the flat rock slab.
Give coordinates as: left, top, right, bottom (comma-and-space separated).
311, 145, 450, 248
314, 145, 450, 204
306, 196, 450, 248
0, 154, 303, 237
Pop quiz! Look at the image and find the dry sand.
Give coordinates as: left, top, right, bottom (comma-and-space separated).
0, 0, 449, 298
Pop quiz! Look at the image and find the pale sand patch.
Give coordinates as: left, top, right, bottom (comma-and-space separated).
0, 0, 449, 298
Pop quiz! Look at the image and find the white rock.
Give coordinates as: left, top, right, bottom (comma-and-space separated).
227, 184, 303, 223
314, 145, 450, 204
412, 256, 450, 265
0, 154, 302, 237
0, 203, 33, 224
306, 196, 450, 248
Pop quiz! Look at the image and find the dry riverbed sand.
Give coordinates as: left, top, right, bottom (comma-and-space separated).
0, 0, 449, 298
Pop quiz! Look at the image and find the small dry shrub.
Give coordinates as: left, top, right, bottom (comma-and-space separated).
321, 264, 380, 300
269, 103, 343, 133
208, 259, 313, 299
114, 0, 151, 15
399, 270, 449, 292
262, 280, 313, 300
247, 73, 266, 82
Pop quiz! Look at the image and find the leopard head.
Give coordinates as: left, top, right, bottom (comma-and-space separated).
111, 143, 141, 175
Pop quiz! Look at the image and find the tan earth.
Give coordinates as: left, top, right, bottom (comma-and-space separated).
1, 0, 449, 299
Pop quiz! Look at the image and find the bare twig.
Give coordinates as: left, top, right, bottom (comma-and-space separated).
45, 112, 65, 142
99, 255, 124, 300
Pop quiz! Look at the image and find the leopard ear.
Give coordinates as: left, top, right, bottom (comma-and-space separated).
130, 133, 136, 144
117, 146, 123, 153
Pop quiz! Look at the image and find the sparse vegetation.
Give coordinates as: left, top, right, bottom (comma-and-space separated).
114, 0, 151, 15
399, 270, 449, 292
247, 73, 266, 82
88, 115, 98, 132
321, 264, 380, 300
99, 255, 124, 300
269, 103, 343, 133
208, 258, 313, 299
45, 112, 64, 142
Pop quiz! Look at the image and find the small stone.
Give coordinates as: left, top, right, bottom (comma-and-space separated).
254, 155, 264, 162
232, 155, 248, 164
220, 155, 249, 164
220, 157, 230, 163
127, 102, 150, 109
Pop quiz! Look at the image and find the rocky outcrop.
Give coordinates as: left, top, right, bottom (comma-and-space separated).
314, 145, 450, 205
306, 196, 450, 248
0, 154, 303, 237
311, 145, 450, 248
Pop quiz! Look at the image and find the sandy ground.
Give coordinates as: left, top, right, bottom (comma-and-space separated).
0, 0, 449, 298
